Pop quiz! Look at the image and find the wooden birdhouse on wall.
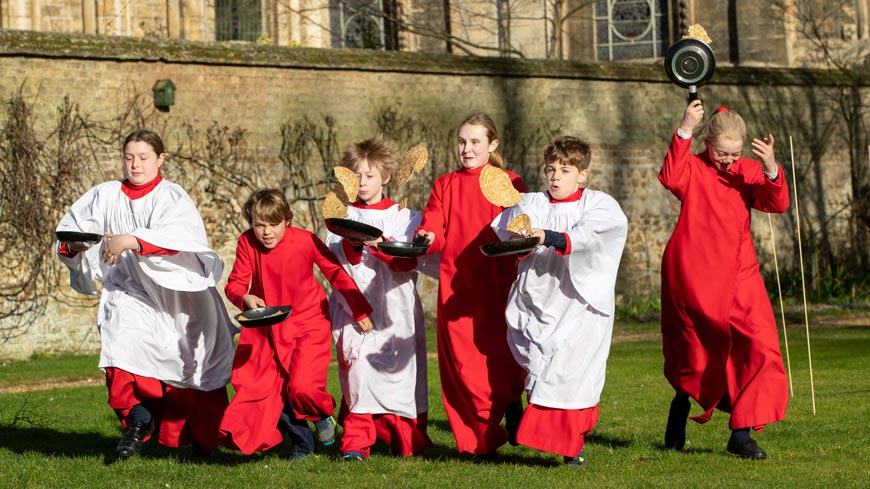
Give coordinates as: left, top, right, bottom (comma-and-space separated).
152, 79, 176, 111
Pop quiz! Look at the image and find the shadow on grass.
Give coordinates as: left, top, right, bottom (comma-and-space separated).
654, 443, 715, 454
0, 425, 322, 466
586, 432, 633, 449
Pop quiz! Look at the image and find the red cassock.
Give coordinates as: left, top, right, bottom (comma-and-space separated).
659, 132, 789, 430
418, 163, 527, 454
219, 226, 372, 454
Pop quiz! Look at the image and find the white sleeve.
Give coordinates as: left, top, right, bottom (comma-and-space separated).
564, 191, 628, 315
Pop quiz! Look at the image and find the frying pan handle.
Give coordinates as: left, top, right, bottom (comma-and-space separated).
687, 85, 699, 103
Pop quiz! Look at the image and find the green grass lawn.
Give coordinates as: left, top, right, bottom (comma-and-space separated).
1, 324, 868, 488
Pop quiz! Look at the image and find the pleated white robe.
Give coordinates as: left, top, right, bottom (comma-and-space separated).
56, 179, 236, 391
326, 204, 435, 418
492, 190, 628, 409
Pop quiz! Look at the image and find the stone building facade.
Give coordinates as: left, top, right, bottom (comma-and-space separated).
2, 1, 869, 66
1, 2, 868, 359
0, 28, 863, 359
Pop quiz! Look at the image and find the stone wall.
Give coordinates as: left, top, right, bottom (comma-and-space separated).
0, 30, 863, 359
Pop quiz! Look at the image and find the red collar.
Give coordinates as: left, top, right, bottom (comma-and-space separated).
121, 175, 163, 200
351, 196, 396, 210
547, 187, 583, 203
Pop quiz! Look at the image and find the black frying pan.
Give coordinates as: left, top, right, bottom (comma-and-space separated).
378, 240, 429, 257
56, 231, 103, 244
664, 38, 716, 102
480, 237, 540, 257
234, 306, 292, 328
324, 218, 383, 242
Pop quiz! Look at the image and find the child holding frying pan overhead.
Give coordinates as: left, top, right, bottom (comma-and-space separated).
490, 136, 628, 467
218, 188, 373, 461
56, 129, 236, 459
324, 137, 434, 461
415, 113, 526, 460
659, 100, 789, 459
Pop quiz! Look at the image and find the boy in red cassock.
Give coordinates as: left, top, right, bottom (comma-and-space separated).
219, 188, 373, 460
659, 101, 789, 460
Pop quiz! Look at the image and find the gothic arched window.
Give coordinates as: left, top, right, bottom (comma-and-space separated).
595, 0, 667, 60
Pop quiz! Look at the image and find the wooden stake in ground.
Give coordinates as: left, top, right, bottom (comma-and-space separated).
768, 213, 794, 396
789, 135, 816, 415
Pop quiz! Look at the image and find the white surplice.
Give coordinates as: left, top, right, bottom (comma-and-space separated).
491, 190, 628, 409
326, 204, 435, 418
56, 179, 237, 391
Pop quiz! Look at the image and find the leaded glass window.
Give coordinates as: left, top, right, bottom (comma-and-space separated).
216, 0, 262, 42
595, 0, 666, 60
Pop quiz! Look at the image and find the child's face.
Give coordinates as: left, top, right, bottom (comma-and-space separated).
545, 160, 588, 200
457, 123, 498, 170
706, 136, 744, 171
353, 159, 389, 204
123, 140, 164, 186
252, 216, 288, 249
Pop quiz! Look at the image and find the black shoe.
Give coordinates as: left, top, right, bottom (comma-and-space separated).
470, 452, 496, 464
505, 401, 524, 446
664, 395, 690, 450
726, 437, 768, 460
116, 420, 152, 458
190, 442, 213, 458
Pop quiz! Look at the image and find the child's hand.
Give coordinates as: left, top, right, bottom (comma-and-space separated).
680, 99, 704, 135
751, 134, 777, 174
357, 316, 374, 333
243, 294, 266, 310
101, 233, 138, 265
415, 230, 435, 246
527, 228, 545, 244
364, 236, 383, 248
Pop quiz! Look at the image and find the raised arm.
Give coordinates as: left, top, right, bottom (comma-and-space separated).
750, 133, 790, 213
659, 100, 704, 199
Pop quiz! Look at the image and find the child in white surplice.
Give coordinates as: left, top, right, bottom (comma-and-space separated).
491, 136, 628, 467
56, 129, 236, 459
325, 137, 435, 461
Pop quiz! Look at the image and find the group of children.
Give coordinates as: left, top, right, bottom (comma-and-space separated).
55, 100, 790, 466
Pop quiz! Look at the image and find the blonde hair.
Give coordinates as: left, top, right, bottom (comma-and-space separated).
458, 113, 504, 168
340, 136, 398, 181
243, 188, 293, 226
702, 108, 746, 146
544, 136, 591, 171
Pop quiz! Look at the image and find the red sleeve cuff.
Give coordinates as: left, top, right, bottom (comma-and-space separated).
341, 238, 364, 265
57, 242, 78, 258
136, 239, 178, 256
555, 233, 572, 256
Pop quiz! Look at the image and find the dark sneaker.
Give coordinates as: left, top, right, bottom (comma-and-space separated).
563, 450, 586, 468
116, 420, 152, 458
314, 416, 336, 446
505, 401, 524, 446
190, 442, 213, 458
727, 438, 768, 460
664, 395, 691, 450
341, 451, 364, 462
